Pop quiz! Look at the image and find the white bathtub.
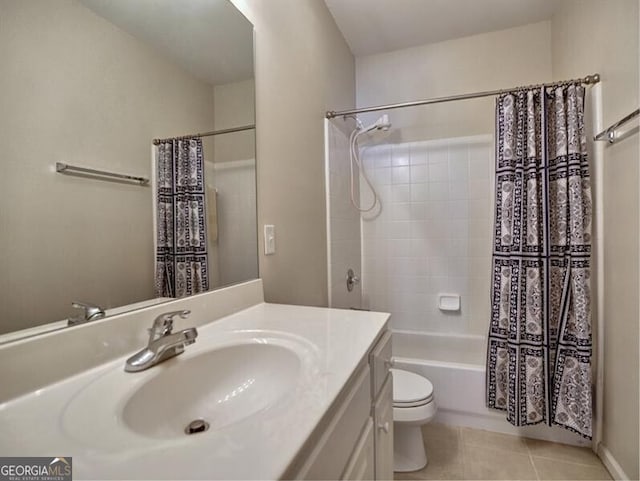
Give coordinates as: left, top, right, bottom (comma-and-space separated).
391, 330, 590, 447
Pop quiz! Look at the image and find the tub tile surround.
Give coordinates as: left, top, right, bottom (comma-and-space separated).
326, 119, 363, 309
361, 135, 494, 335
0, 285, 390, 479
395, 424, 612, 481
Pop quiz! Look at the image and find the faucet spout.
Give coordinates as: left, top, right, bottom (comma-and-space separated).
124, 312, 197, 373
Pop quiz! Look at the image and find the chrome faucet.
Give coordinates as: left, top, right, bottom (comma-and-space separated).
124, 310, 198, 372
68, 301, 106, 326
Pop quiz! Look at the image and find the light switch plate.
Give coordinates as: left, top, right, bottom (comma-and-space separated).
264, 225, 275, 255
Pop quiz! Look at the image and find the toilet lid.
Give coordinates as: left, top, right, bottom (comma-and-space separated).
391, 369, 434, 405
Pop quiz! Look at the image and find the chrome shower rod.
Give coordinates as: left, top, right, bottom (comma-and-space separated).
153, 124, 255, 145
326, 74, 601, 119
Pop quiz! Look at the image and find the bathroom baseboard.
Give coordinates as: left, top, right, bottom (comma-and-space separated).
597, 444, 629, 481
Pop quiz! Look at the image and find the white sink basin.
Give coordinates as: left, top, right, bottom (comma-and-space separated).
121, 342, 301, 438
61, 331, 317, 450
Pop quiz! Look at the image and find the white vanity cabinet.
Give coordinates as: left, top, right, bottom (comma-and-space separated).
370, 331, 394, 480
288, 330, 393, 480
0, 296, 392, 480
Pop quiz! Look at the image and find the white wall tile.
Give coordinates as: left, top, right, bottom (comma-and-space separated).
430, 200, 449, 219
449, 181, 469, 200
361, 135, 494, 334
391, 143, 410, 166
390, 184, 411, 203
410, 183, 429, 202
373, 144, 392, 168
409, 276, 430, 294
410, 202, 428, 219
428, 144, 448, 164
375, 167, 392, 185
410, 164, 428, 183
448, 147, 469, 181
409, 143, 428, 165
428, 182, 449, 201
469, 179, 489, 200
449, 219, 469, 239
429, 256, 449, 278
389, 221, 411, 239
448, 200, 469, 220
469, 148, 490, 180
428, 161, 449, 182
410, 220, 430, 239
391, 165, 411, 184
389, 239, 411, 257
388, 203, 412, 221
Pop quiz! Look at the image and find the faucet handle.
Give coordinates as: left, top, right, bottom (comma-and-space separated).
150, 310, 191, 336
69, 301, 105, 326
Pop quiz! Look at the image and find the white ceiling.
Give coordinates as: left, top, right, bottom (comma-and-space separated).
80, 0, 253, 85
323, 0, 559, 56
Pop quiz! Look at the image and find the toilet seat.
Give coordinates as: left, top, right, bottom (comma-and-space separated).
391, 368, 434, 407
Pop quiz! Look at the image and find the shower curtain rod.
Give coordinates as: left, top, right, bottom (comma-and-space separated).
153, 123, 255, 145
325, 74, 601, 119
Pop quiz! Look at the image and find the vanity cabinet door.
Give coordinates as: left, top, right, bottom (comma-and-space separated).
293, 365, 372, 480
341, 419, 374, 480
374, 374, 394, 480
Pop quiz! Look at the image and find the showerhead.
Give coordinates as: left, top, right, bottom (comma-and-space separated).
348, 114, 390, 213
360, 114, 391, 134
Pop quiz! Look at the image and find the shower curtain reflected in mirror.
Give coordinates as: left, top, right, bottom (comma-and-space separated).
486, 84, 593, 439
155, 138, 209, 298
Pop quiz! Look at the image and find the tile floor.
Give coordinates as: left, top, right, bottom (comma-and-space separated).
394, 423, 612, 480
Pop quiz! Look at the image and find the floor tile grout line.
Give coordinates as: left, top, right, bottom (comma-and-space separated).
457, 425, 468, 480
524, 439, 542, 481
529, 453, 603, 467
530, 451, 542, 481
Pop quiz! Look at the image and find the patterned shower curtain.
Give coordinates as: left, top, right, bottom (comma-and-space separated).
486, 84, 593, 439
155, 138, 209, 298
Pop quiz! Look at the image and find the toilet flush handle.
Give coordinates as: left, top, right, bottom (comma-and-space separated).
378, 422, 390, 433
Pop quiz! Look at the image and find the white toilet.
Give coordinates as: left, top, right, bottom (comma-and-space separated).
391, 368, 437, 472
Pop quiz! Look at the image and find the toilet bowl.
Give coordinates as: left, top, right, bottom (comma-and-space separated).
391, 368, 437, 472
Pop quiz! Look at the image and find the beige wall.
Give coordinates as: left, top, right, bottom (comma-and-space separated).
0, 0, 215, 333
231, 0, 355, 306
551, 2, 639, 478
203, 78, 257, 289
356, 21, 553, 142
212, 78, 255, 163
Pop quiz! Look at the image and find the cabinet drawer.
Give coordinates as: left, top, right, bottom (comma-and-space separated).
294, 364, 371, 480
341, 419, 374, 480
369, 331, 392, 399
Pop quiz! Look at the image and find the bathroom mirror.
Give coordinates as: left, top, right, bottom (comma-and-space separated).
0, 0, 257, 340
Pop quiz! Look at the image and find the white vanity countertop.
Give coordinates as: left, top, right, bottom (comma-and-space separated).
0, 303, 389, 480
